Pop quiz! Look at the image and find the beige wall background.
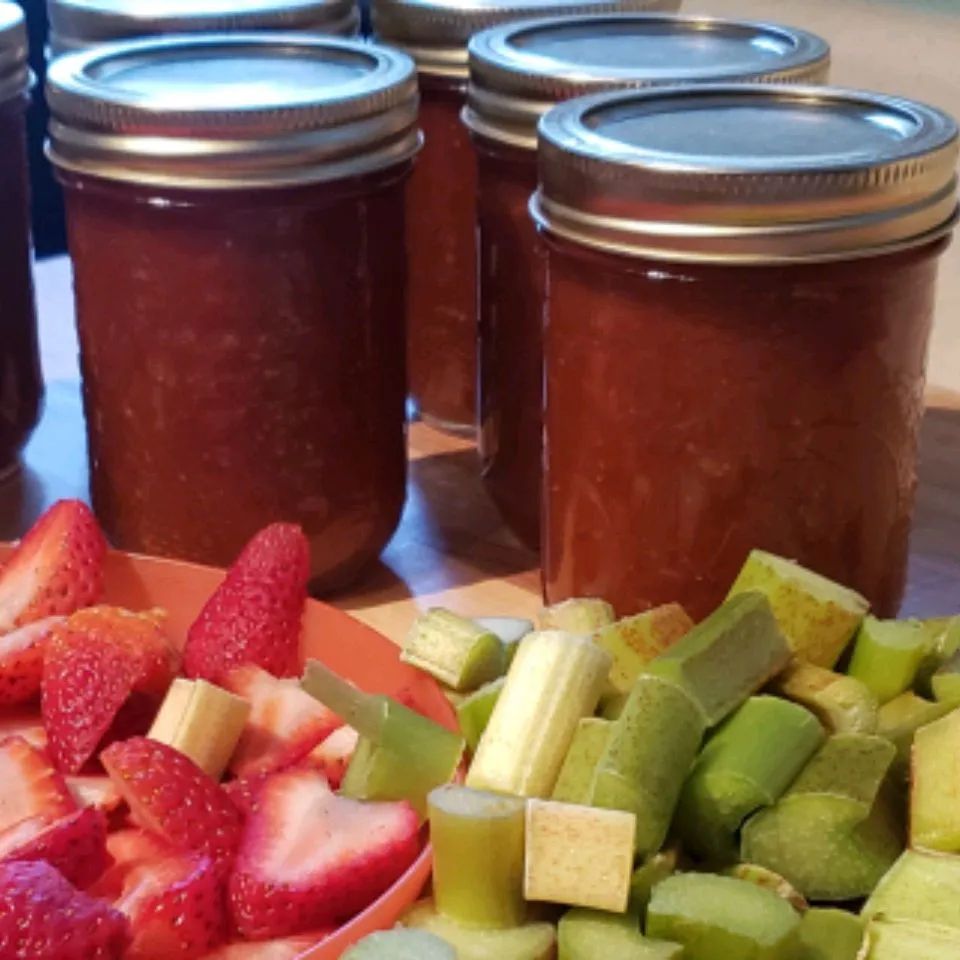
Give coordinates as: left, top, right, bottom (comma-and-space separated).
688, 0, 960, 393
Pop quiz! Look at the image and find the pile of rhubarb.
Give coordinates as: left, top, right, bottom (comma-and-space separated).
342, 551, 960, 960
0, 500, 464, 960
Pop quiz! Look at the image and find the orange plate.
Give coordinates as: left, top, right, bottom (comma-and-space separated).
0, 544, 455, 959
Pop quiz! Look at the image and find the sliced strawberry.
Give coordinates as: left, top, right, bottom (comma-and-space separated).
90, 828, 178, 900
42, 606, 179, 773
0, 617, 63, 705
184, 524, 309, 684
229, 769, 420, 939
0, 500, 106, 632
301, 725, 359, 790
66, 774, 124, 813
223, 665, 341, 778
202, 933, 331, 958
0, 859, 130, 959
222, 772, 272, 819
102, 738, 242, 868
116, 851, 226, 959
0, 806, 109, 888
0, 735, 76, 833
0, 710, 47, 749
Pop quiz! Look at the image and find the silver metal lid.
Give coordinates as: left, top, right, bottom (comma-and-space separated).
46, 34, 420, 189
532, 84, 959, 263
48, 0, 360, 57
373, 0, 681, 80
0, 2, 29, 102
466, 14, 831, 149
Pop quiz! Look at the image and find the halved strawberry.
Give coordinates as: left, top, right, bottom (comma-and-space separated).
90, 828, 178, 900
42, 607, 179, 773
0, 500, 106, 632
0, 806, 109, 888
184, 524, 309, 684
101, 738, 242, 868
202, 933, 332, 958
223, 665, 341, 778
0, 735, 76, 833
0, 710, 47, 749
0, 617, 62, 705
116, 851, 226, 959
0, 859, 130, 959
228, 769, 420, 939
301, 725, 359, 790
66, 774, 124, 814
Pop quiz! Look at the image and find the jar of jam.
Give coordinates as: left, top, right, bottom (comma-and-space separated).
373, 0, 680, 434
532, 85, 958, 619
48, 0, 360, 56
0, 3, 42, 477
47, 35, 419, 590
465, 14, 831, 549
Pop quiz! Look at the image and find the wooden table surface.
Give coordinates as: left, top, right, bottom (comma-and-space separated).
10, 257, 960, 646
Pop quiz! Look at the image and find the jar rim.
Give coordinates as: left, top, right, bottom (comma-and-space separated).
0, 3, 29, 103
533, 83, 959, 263
464, 13, 831, 150
46, 33, 422, 189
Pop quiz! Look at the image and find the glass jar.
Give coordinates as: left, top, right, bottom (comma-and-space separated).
532, 85, 958, 619
47, 35, 419, 590
47, 0, 360, 56
466, 14, 831, 549
0, 3, 42, 476
373, 0, 681, 434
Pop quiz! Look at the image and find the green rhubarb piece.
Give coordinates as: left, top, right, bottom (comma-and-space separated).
910, 707, 960, 851
302, 660, 465, 815
645, 592, 791, 727
401, 609, 504, 692
727, 865, 808, 913
646, 873, 802, 960
457, 678, 505, 753
863, 849, 960, 929
590, 674, 704, 856
552, 718, 611, 804
343, 929, 456, 959
740, 734, 901, 901
403, 900, 557, 960
428, 785, 526, 929
727, 550, 868, 668
796, 909, 863, 960
466, 631, 611, 798
861, 920, 960, 958
594, 605, 694, 695
914, 617, 960, 695
558, 909, 682, 960
676, 696, 824, 863
628, 849, 677, 923
932, 661, 960, 705
540, 598, 615, 634
600, 691, 628, 720
876, 691, 953, 778
847, 617, 929, 704
474, 616, 533, 670
772, 662, 878, 734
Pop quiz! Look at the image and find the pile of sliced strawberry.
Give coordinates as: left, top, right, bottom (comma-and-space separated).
0, 504, 418, 959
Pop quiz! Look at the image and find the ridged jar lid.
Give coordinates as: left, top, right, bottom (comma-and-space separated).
47, 34, 420, 189
0, 2, 29, 102
466, 14, 831, 149
532, 84, 959, 263
48, 0, 360, 56
373, 0, 680, 79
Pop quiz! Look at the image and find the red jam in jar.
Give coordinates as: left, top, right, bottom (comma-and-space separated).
47, 35, 420, 590
0, 4, 42, 474
465, 14, 831, 549
47, 0, 360, 56
532, 85, 959, 619
374, 0, 680, 434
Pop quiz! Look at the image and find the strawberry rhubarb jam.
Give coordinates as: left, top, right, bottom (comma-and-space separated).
465, 14, 831, 549
47, 35, 420, 590
0, 4, 42, 475
532, 85, 959, 619
374, 0, 680, 433
47, 0, 359, 56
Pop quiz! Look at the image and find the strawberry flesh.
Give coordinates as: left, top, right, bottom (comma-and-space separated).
0, 735, 76, 833
0, 617, 63, 705
202, 933, 332, 958
301, 725, 359, 790
0, 499, 106, 632
0, 859, 130, 959
184, 523, 309, 684
229, 769, 420, 939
